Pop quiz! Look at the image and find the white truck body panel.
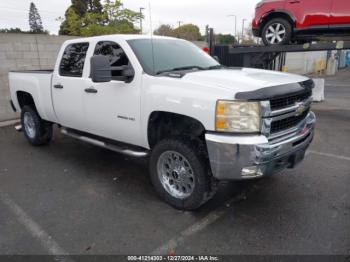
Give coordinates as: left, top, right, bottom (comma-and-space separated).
9, 34, 308, 150
9, 71, 57, 122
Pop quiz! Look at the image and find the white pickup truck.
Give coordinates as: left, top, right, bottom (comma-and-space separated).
9, 35, 316, 210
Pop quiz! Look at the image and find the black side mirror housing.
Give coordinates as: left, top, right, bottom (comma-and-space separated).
90, 55, 112, 83
91, 55, 135, 83
122, 66, 135, 83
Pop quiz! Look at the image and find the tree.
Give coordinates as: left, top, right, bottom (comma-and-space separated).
154, 23, 204, 41
216, 34, 236, 45
154, 24, 174, 37
88, 0, 103, 13
173, 24, 202, 41
29, 2, 44, 33
59, 7, 82, 36
0, 28, 25, 33
104, 0, 141, 25
71, 0, 88, 16
59, 0, 142, 36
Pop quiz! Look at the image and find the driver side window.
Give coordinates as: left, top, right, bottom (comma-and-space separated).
94, 41, 131, 80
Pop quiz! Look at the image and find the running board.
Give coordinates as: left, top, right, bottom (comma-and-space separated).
61, 128, 149, 158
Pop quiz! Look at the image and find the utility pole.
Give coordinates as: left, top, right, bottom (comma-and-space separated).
205, 25, 209, 43
177, 21, 183, 28
242, 18, 247, 44
139, 7, 145, 34
227, 15, 237, 43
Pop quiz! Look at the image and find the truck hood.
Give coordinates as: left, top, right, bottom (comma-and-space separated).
181, 68, 308, 94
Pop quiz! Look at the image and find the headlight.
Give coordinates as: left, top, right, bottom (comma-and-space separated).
215, 101, 261, 133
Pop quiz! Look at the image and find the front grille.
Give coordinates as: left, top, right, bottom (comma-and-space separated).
270, 90, 312, 111
271, 110, 309, 134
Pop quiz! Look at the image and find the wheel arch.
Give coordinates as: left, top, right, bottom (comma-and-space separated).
16, 91, 38, 111
259, 10, 295, 36
147, 111, 207, 149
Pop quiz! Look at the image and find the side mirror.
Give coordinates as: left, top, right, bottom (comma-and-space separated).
90, 55, 112, 83
122, 66, 135, 83
110, 65, 135, 83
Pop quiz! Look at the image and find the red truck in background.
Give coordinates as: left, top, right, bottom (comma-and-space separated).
252, 0, 350, 45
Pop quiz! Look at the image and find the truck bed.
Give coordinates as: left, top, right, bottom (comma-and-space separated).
9, 70, 56, 123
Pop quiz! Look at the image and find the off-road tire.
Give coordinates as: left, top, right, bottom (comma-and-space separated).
21, 105, 53, 146
149, 137, 217, 210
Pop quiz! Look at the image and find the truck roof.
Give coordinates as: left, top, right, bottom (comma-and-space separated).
63, 34, 181, 44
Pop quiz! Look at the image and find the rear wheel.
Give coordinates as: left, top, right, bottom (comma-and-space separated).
21, 105, 53, 146
262, 18, 292, 46
149, 138, 217, 210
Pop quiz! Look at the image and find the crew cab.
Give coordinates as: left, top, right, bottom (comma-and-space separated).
9, 35, 316, 210
252, 0, 350, 45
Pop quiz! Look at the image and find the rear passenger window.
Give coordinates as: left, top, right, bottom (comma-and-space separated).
59, 43, 89, 77
94, 41, 131, 80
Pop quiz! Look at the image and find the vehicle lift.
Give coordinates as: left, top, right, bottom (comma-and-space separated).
207, 28, 350, 71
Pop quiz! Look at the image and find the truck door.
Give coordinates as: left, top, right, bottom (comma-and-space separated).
285, 0, 332, 28
330, 0, 350, 25
83, 40, 142, 146
52, 42, 90, 131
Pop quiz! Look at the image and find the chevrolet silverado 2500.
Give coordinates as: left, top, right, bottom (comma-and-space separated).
9, 35, 316, 210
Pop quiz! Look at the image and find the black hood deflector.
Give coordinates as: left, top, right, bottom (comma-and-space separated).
235, 79, 314, 101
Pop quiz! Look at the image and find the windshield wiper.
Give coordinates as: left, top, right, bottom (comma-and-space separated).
206, 65, 225, 70
156, 66, 206, 75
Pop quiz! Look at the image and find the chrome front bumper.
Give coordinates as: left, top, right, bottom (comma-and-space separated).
205, 111, 316, 180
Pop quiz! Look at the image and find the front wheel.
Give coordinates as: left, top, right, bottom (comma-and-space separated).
149, 138, 217, 210
262, 18, 292, 46
21, 105, 53, 146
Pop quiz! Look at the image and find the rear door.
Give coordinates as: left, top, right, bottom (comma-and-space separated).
285, 0, 332, 28
52, 42, 89, 131
330, 0, 350, 25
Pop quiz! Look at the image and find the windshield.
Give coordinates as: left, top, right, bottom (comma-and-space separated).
127, 38, 220, 76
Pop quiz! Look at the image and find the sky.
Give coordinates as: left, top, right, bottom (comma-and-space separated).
0, 0, 260, 35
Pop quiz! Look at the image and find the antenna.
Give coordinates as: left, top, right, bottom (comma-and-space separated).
149, 1, 156, 74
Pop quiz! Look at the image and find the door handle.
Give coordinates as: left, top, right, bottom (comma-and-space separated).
54, 84, 63, 89
288, 0, 300, 3
84, 87, 98, 94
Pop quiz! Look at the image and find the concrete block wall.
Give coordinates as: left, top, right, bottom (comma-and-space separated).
285, 51, 328, 74
0, 33, 76, 121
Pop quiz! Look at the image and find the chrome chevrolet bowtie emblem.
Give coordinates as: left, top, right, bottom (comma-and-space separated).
295, 103, 306, 116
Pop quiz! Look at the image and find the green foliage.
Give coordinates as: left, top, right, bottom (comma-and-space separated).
0, 28, 48, 34
89, 0, 103, 13
71, 0, 102, 16
0, 28, 25, 33
59, 7, 82, 36
173, 24, 202, 41
59, 0, 142, 36
216, 34, 236, 45
29, 2, 44, 33
154, 24, 202, 41
71, 0, 87, 16
153, 24, 174, 37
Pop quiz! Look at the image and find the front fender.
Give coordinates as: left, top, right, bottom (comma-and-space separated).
140, 76, 228, 148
